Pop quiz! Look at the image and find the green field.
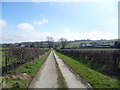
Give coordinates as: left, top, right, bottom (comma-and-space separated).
66, 41, 93, 48
66, 39, 117, 48
55, 51, 120, 88
0, 47, 9, 51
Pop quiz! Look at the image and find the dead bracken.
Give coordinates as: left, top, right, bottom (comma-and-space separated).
4, 72, 31, 80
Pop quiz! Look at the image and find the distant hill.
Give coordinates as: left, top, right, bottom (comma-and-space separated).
65, 39, 118, 48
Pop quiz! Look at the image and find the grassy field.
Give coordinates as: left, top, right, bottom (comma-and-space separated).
0, 47, 9, 51
66, 42, 81, 48
2, 51, 50, 88
55, 51, 120, 88
66, 39, 116, 48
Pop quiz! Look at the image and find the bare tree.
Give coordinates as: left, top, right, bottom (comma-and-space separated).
59, 38, 67, 49
46, 36, 54, 48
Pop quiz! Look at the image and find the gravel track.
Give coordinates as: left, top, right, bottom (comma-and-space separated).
29, 50, 88, 89
29, 51, 58, 88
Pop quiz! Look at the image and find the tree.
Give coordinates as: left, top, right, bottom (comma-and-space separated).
46, 36, 54, 48
114, 41, 120, 48
59, 38, 67, 49
30, 43, 35, 48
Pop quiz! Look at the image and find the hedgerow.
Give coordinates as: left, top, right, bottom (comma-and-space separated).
56, 49, 120, 78
2, 47, 49, 74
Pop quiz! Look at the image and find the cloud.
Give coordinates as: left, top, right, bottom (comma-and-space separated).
0, 20, 7, 28
2, 26, 117, 43
62, 27, 116, 40
64, 27, 71, 34
17, 23, 34, 32
34, 18, 48, 26
86, 30, 113, 40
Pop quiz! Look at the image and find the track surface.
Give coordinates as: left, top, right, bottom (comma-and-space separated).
29, 50, 87, 88
29, 51, 58, 88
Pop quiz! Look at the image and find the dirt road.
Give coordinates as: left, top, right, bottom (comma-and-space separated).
29, 51, 58, 88
29, 50, 88, 88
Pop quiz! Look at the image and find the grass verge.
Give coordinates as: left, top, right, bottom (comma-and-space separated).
53, 52, 68, 89
55, 51, 120, 89
2, 51, 50, 88
55, 61, 68, 89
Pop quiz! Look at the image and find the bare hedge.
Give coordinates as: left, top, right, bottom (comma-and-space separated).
2, 47, 49, 74
56, 49, 120, 77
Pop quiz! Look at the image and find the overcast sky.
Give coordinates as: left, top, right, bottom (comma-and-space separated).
0, 0, 119, 43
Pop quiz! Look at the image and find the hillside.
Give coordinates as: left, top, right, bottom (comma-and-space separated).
65, 39, 117, 48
